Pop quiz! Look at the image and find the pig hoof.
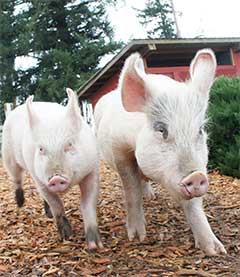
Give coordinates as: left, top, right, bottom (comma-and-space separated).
143, 181, 155, 200
15, 188, 24, 207
44, 201, 53, 218
56, 215, 72, 241
127, 221, 146, 242
86, 226, 103, 250
198, 237, 227, 256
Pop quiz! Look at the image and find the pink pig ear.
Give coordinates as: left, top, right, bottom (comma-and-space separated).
190, 48, 217, 95
66, 88, 82, 131
26, 95, 39, 129
119, 52, 147, 112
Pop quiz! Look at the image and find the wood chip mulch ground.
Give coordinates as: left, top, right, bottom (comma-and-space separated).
0, 161, 239, 276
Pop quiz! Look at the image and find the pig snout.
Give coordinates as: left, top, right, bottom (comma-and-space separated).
179, 171, 208, 199
47, 175, 70, 193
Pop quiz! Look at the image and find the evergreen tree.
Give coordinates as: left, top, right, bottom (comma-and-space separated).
15, 0, 121, 103
136, 0, 176, 38
0, 0, 18, 122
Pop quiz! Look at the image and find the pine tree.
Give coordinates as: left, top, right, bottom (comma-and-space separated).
136, 0, 176, 39
15, 0, 121, 103
0, 0, 18, 122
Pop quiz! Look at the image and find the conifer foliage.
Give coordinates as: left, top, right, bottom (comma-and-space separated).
136, 0, 176, 38
0, 0, 19, 121
0, 0, 121, 106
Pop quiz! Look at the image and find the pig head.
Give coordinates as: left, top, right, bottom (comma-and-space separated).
120, 50, 215, 201
25, 89, 82, 193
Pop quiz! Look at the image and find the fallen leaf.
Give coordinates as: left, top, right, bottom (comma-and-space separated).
176, 269, 216, 277
91, 266, 108, 275
42, 267, 59, 276
92, 257, 111, 264
0, 265, 10, 272
148, 251, 165, 257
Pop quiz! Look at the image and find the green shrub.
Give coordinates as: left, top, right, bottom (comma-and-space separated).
208, 76, 240, 177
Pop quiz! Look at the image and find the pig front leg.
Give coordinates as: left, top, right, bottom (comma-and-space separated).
116, 158, 146, 242
79, 171, 102, 250
4, 159, 25, 207
181, 197, 226, 255
44, 200, 53, 218
39, 187, 72, 240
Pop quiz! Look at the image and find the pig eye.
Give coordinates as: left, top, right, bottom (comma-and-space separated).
199, 126, 204, 136
39, 146, 45, 155
65, 142, 74, 153
153, 122, 168, 139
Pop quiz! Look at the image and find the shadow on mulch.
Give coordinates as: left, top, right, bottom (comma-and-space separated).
0, 161, 239, 276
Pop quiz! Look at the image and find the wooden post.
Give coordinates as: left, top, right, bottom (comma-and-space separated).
4, 103, 14, 118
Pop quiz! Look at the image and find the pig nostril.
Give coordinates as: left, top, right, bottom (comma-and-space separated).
60, 181, 65, 185
200, 180, 206, 185
186, 182, 192, 187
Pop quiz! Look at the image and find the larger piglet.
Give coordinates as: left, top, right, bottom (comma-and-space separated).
94, 49, 226, 255
2, 89, 102, 249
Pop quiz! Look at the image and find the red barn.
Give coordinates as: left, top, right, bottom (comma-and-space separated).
77, 38, 240, 107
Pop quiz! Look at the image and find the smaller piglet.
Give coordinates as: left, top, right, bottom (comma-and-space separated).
2, 89, 102, 249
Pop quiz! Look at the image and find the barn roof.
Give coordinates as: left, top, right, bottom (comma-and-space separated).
77, 37, 240, 98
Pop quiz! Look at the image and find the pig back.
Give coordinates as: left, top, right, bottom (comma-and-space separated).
2, 104, 31, 170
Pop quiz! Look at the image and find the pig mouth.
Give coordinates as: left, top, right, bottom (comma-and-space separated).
179, 183, 192, 200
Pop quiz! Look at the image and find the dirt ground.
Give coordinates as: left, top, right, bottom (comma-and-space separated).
0, 161, 239, 276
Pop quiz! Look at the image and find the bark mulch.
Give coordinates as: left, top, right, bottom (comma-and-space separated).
0, 161, 239, 276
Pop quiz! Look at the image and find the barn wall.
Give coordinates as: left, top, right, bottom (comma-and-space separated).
147, 65, 239, 79
146, 66, 189, 81
90, 49, 240, 108
232, 51, 240, 75
90, 73, 120, 107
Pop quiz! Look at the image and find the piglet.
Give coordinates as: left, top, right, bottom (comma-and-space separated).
2, 88, 102, 249
94, 49, 226, 255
